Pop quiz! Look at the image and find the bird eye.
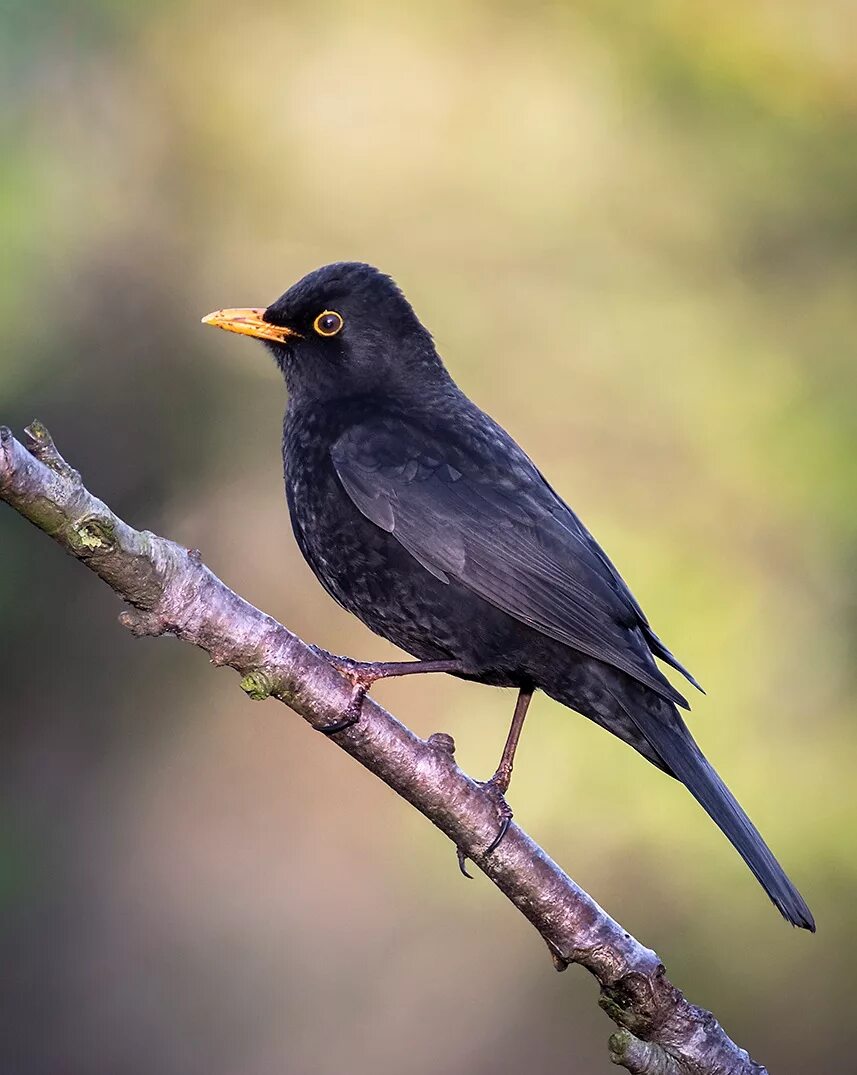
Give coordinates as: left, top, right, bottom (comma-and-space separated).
313, 310, 344, 337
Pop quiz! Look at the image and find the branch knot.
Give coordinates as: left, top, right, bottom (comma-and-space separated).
118, 608, 169, 637
427, 731, 456, 755
69, 515, 116, 553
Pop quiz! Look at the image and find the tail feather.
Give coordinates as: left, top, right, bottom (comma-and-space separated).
632, 707, 815, 931
643, 625, 706, 695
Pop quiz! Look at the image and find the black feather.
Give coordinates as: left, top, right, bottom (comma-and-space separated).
224, 261, 815, 930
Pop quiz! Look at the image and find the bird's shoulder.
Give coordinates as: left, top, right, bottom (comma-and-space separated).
331, 407, 638, 618
332, 399, 553, 506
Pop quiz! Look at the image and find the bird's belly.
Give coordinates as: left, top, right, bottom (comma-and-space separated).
289, 475, 525, 681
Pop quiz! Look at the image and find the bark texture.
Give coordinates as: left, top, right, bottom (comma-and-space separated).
0, 422, 769, 1075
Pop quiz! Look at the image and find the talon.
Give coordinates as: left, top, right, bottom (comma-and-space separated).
318, 682, 367, 736
453, 778, 514, 874
484, 811, 512, 856
481, 777, 514, 856
318, 712, 360, 736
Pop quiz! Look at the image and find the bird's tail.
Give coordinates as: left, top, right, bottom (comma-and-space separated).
628, 702, 815, 931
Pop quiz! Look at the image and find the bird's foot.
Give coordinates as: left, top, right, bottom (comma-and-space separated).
312, 648, 393, 691
480, 773, 514, 855
328, 656, 384, 688
313, 653, 378, 736
312, 652, 463, 735
456, 772, 514, 878
318, 679, 368, 736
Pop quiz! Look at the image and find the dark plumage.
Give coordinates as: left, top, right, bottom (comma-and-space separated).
203, 261, 814, 931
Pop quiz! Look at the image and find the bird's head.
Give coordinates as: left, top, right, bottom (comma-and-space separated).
202, 262, 447, 405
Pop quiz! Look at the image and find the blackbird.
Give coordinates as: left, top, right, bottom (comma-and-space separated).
203, 261, 814, 931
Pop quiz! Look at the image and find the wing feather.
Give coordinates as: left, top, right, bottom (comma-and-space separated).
332, 420, 697, 707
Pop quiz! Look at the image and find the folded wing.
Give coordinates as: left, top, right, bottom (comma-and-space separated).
332, 417, 698, 708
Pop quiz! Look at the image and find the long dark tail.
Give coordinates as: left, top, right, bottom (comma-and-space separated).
627, 700, 815, 931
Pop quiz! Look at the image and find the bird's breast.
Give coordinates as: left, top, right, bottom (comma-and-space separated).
283, 407, 407, 614
280, 404, 531, 679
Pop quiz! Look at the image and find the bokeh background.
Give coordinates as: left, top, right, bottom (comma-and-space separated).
2, 2, 856, 1072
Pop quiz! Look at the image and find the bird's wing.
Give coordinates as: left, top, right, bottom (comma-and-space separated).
331, 419, 695, 708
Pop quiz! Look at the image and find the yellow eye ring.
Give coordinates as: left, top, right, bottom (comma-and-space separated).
313, 310, 344, 337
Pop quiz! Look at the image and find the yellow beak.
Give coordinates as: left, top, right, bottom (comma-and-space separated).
201, 307, 300, 343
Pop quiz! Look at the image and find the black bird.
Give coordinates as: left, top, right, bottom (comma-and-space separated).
203, 261, 814, 931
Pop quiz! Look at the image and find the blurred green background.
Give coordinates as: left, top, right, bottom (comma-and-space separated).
2, 2, 855, 1072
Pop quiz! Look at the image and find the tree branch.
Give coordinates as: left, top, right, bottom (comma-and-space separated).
0, 422, 768, 1075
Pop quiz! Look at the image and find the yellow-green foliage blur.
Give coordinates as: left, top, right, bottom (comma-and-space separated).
2, 3, 855, 1073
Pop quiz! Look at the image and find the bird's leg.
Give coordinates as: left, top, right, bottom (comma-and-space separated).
458, 686, 533, 874
486, 685, 533, 797
315, 655, 465, 735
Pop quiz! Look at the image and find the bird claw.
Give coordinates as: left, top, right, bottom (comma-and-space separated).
484, 808, 513, 856
315, 655, 463, 736
481, 777, 514, 855
318, 681, 368, 736
456, 846, 473, 879
312, 652, 383, 735
318, 711, 360, 736
455, 775, 514, 877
